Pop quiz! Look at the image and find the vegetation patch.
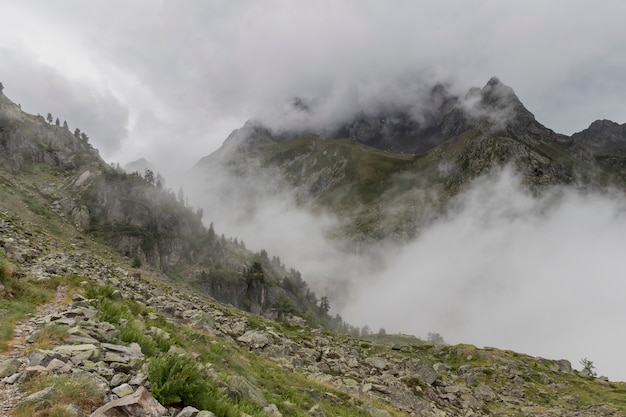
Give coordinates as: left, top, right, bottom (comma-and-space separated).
147, 352, 260, 416
13, 374, 104, 417
0, 257, 55, 351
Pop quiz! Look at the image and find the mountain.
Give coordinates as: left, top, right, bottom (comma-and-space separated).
122, 157, 159, 176
3, 82, 626, 416
191, 77, 624, 243
0, 89, 333, 328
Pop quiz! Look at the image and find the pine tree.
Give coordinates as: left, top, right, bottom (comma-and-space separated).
46, 113, 53, 123
144, 169, 155, 185
63, 120, 68, 130
55, 117, 60, 126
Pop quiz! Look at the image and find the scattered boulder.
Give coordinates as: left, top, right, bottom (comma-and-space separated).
228, 375, 268, 407
89, 386, 167, 417
237, 330, 272, 349
0, 358, 22, 378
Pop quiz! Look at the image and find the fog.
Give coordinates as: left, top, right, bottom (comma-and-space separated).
189, 160, 626, 381
341, 167, 626, 380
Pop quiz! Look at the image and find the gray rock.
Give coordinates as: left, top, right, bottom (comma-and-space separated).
433, 363, 450, 372
196, 412, 216, 417
262, 403, 282, 416
110, 373, 130, 387
415, 362, 437, 385
237, 330, 272, 349
0, 358, 21, 378
474, 383, 496, 402
228, 375, 268, 407
307, 404, 325, 417
177, 406, 200, 417
21, 386, 55, 403
89, 386, 167, 417
64, 404, 82, 417
363, 403, 391, 417
28, 349, 62, 367
365, 356, 390, 370
112, 383, 135, 397
46, 358, 72, 373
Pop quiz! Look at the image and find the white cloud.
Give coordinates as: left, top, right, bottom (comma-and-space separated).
340, 167, 626, 381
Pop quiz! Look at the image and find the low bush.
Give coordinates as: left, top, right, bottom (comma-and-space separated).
147, 352, 253, 416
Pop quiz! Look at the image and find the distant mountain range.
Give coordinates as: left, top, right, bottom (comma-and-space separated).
190, 77, 626, 242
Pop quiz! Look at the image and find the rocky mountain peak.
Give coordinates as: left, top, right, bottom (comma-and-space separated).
572, 119, 626, 154
459, 76, 540, 136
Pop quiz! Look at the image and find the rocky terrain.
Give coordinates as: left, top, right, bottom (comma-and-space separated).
2, 179, 626, 416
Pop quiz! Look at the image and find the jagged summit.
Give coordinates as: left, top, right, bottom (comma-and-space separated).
214, 77, 559, 157
192, 77, 626, 243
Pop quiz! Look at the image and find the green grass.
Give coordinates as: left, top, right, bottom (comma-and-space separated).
13, 374, 104, 417
0, 257, 56, 351
147, 352, 261, 417
28, 324, 70, 349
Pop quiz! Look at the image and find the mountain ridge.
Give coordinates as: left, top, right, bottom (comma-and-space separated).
191, 78, 626, 244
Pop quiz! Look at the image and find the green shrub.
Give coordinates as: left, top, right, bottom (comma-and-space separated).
97, 298, 132, 324
85, 283, 116, 300
147, 353, 244, 416
120, 326, 157, 357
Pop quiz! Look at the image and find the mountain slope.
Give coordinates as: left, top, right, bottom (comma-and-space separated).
0, 89, 334, 328
2, 178, 626, 417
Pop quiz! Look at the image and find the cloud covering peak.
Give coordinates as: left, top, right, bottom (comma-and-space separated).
1, 1, 626, 174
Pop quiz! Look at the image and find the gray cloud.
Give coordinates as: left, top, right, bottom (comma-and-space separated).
3, 1, 626, 170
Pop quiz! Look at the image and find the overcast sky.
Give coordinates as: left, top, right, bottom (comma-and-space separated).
1, 0, 626, 173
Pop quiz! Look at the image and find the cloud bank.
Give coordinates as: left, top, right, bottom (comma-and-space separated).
2, 1, 626, 172
340, 167, 626, 381
187, 152, 626, 381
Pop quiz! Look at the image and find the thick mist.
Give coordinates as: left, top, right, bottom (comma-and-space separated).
188, 160, 626, 381
342, 167, 626, 381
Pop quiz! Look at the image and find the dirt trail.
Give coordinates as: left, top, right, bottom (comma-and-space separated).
0, 285, 68, 417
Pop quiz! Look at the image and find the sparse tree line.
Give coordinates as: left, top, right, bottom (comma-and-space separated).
42, 110, 90, 143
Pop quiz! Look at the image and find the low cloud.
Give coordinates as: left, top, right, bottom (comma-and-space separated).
341, 167, 626, 381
